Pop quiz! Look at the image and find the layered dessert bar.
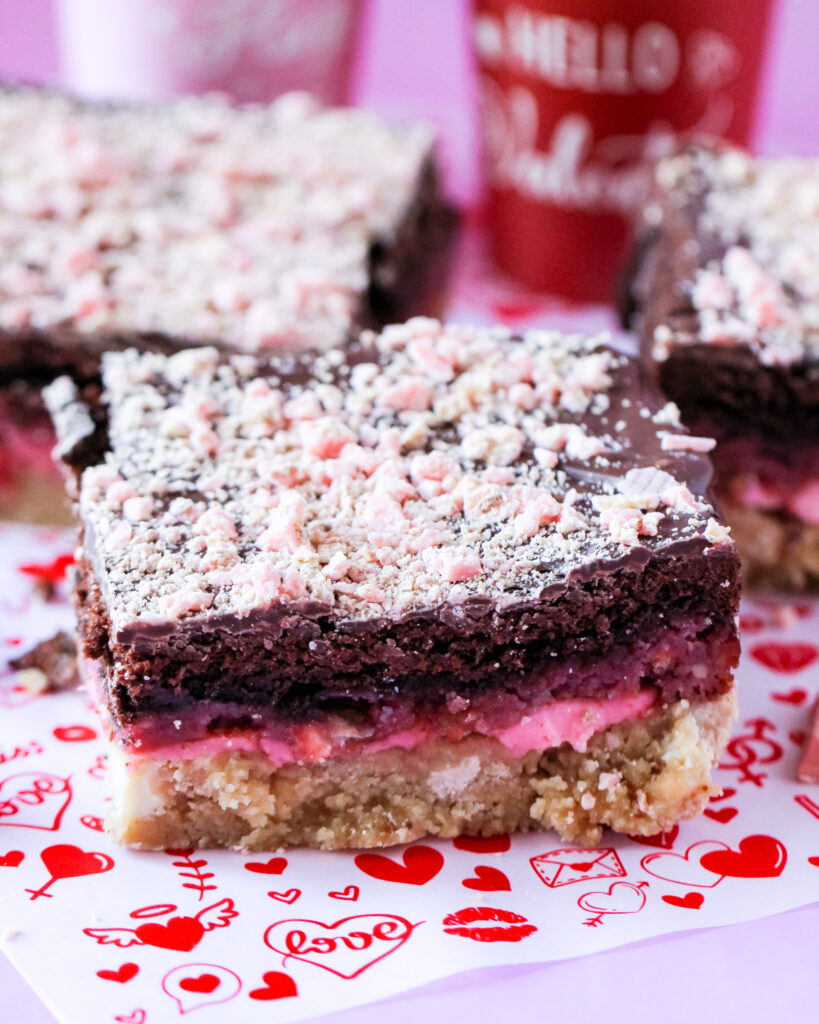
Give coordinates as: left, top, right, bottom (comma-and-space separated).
47, 319, 740, 850
624, 142, 819, 589
0, 85, 451, 419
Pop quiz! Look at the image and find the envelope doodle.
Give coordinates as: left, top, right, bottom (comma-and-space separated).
530, 847, 626, 888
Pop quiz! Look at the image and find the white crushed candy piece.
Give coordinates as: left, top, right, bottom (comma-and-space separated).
461, 424, 525, 466
705, 518, 732, 546
660, 433, 716, 453
122, 496, 153, 522
618, 466, 677, 498
580, 792, 596, 811
156, 589, 214, 619
15, 668, 48, 695
652, 402, 681, 426
598, 771, 622, 790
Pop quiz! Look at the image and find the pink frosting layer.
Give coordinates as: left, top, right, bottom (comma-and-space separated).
118, 690, 657, 771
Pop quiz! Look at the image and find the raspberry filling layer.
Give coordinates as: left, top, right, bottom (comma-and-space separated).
84, 613, 738, 772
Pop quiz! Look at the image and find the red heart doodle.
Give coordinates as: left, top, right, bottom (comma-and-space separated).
249, 971, 298, 1001
703, 807, 738, 824
244, 857, 287, 875
808, 857, 819, 867
18, 553, 75, 584
771, 689, 808, 706
180, 973, 220, 994
629, 825, 679, 849
0, 772, 72, 831
27, 843, 114, 899
738, 615, 765, 634
462, 866, 511, 892
700, 835, 787, 879
490, 298, 546, 322
0, 850, 23, 867
355, 845, 443, 886
578, 882, 647, 916
662, 892, 704, 910
641, 841, 730, 888
267, 888, 301, 905
81, 815, 105, 832
751, 642, 818, 674
328, 885, 359, 901
135, 916, 204, 952
710, 788, 737, 803
264, 915, 416, 979
453, 835, 511, 854
53, 725, 97, 742
114, 1012, 145, 1024
442, 907, 537, 942
97, 963, 139, 984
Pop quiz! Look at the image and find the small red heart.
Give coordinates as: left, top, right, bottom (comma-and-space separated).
328, 884, 359, 901
179, 973, 220, 994
267, 888, 301, 904
709, 788, 736, 803
114, 1012, 145, 1024
703, 807, 738, 824
97, 963, 139, 984
790, 730, 807, 746
462, 866, 511, 892
18, 553, 75, 584
752, 643, 818, 674
53, 724, 97, 742
568, 861, 595, 872
491, 298, 546, 322
244, 857, 287, 875
630, 825, 679, 849
700, 835, 787, 879
739, 615, 765, 634
0, 851, 24, 867
771, 688, 809, 706
662, 892, 704, 910
453, 835, 511, 854
808, 857, 819, 867
355, 845, 444, 886
249, 971, 298, 1001
134, 916, 203, 952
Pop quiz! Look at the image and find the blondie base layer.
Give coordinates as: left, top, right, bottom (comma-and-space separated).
48, 319, 741, 849
624, 142, 819, 589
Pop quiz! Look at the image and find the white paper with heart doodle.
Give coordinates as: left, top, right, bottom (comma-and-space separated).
1, 521, 818, 1024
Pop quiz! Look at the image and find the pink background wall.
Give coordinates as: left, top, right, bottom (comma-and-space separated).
1, 0, 817, 203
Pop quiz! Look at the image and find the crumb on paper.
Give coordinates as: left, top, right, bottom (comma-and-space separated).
1, 928, 21, 942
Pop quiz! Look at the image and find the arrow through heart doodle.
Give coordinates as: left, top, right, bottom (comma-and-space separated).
577, 882, 648, 927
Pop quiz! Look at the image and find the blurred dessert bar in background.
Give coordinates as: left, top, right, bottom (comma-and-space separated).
624, 142, 819, 589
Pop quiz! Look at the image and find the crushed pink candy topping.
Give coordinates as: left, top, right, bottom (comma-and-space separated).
650, 146, 819, 365
70, 321, 727, 631
0, 87, 434, 353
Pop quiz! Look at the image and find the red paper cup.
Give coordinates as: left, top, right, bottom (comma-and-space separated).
473, 0, 775, 301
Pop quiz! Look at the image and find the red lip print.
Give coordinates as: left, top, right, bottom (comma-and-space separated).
249, 971, 298, 1001
699, 835, 787, 879
244, 857, 287, 875
442, 907, 537, 942
453, 835, 511, 854
97, 963, 139, 984
662, 892, 704, 910
462, 866, 511, 892
53, 725, 97, 742
751, 643, 818, 674
355, 845, 444, 886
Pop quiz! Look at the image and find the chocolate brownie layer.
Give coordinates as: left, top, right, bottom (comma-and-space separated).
0, 87, 454, 398
49, 322, 740, 734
